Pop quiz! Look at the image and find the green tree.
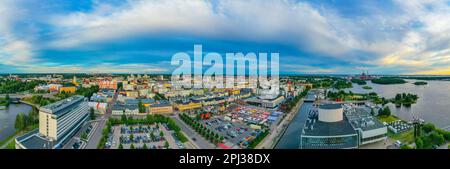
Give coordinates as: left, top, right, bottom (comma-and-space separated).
400, 144, 413, 149
430, 133, 445, 146
81, 133, 88, 141
14, 113, 26, 130
160, 131, 164, 137
90, 107, 96, 120
138, 100, 146, 113
130, 144, 135, 149
143, 144, 148, 149
150, 132, 156, 141
5, 94, 10, 101
422, 123, 435, 133
118, 143, 123, 149
164, 141, 169, 149
121, 113, 127, 123
415, 137, 424, 149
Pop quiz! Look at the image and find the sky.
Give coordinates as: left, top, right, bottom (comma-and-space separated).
1, 0, 450, 75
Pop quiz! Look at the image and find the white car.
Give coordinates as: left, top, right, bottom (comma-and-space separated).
395, 140, 402, 147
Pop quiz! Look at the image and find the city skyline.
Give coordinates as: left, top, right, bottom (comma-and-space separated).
2, 0, 450, 75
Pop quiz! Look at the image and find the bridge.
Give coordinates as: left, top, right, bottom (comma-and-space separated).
0, 94, 29, 99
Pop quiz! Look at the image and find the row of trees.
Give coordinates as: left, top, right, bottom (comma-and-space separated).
282, 88, 310, 113
119, 141, 169, 149
179, 113, 224, 144
247, 129, 269, 149
154, 93, 166, 100
14, 106, 39, 131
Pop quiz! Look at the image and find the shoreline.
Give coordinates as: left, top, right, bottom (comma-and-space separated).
256, 97, 304, 149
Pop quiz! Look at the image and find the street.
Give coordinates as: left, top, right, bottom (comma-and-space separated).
173, 114, 216, 149
85, 90, 118, 149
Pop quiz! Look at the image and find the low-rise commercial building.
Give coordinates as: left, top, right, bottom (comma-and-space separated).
149, 100, 173, 114
60, 86, 77, 93
175, 100, 202, 111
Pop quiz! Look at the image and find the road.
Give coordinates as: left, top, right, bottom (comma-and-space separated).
85, 90, 118, 149
173, 114, 216, 149
63, 123, 90, 149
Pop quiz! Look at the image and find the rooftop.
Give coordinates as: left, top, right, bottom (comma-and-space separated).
16, 129, 54, 149
345, 107, 386, 131
302, 115, 356, 137
125, 99, 139, 105
40, 95, 85, 116
319, 104, 342, 110
153, 100, 171, 107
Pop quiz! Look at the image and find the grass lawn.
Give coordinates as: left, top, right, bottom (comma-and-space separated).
388, 129, 415, 144
377, 115, 400, 123
0, 130, 20, 147
6, 140, 15, 149
0, 125, 38, 148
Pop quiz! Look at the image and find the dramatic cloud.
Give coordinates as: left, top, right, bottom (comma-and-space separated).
1, 0, 450, 74
0, 0, 36, 66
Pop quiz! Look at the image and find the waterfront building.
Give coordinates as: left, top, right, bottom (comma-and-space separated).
300, 104, 358, 149
300, 104, 387, 149
15, 96, 89, 149
344, 105, 387, 145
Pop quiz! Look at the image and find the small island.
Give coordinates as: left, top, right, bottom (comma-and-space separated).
392, 93, 418, 107
351, 78, 367, 85
362, 86, 372, 90
371, 77, 407, 85
413, 81, 428, 85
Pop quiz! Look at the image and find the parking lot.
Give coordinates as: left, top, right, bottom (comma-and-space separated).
201, 117, 262, 148
111, 124, 184, 149
225, 104, 283, 129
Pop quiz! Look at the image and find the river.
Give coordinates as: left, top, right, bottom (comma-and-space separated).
275, 93, 315, 149
0, 104, 32, 142
343, 80, 450, 128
